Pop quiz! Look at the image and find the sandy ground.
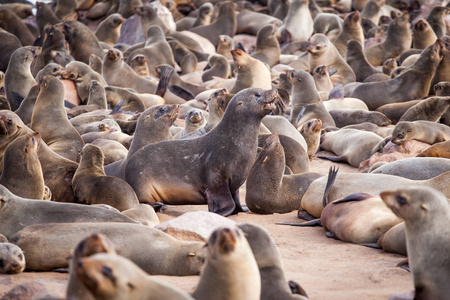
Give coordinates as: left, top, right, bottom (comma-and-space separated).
0, 156, 414, 299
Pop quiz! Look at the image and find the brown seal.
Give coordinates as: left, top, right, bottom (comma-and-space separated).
398, 96, 450, 122
0, 7, 36, 46
174, 108, 206, 139
360, 0, 385, 25
92, 139, 128, 165
168, 38, 198, 75
75, 252, 194, 300
129, 55, 150, 77
0, 132, 45, 200
329, 109, 391, 127
72, 144, 139, 211
10, 222, 205, 274
299, 119, 322, 158
4, 47, 39, 110
236, 10, 283, 36
95, 13, 125, 46
412, 19, 438, 50
202, 54, 231, 82
89, 54, 103, 75
312, 65, 333, 95
35, 2, 60, 36
430, 36, 450, 94
377, 222, 406, 256
31, 76, 85, 162
391, 120, 450, 145
217, 35, 234, 60
0, 243, 25, 274
345, 39, 381, 82
239, 223, 309, 300
364, 13, 411, 66
1, 3, 33, 19
333, 11, 364, 58
351, 39, 444, 110
417, 140, 450, 158
375, 100, 422, 124
370, 157, 450, 180
250, 24, 281, 67
276, 0, 313, 43
426, 6, 449, 38
381, 187, 450, 299
192, 227, 260, 300
0, 30, 21, 72
125, 88, 281, 216
246, 134, 321, 214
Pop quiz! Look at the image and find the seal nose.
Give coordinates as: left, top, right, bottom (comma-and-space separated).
77, 260, 83, 268
12, 261, 18, 268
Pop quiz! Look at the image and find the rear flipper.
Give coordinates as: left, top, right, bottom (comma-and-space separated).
155, 65, 175, 97
322, 166, 339, 207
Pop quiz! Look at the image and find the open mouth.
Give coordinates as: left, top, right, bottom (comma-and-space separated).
262, 90, 280, 111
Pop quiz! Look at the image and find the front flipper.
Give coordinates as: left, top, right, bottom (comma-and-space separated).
231, 189, 247, 214
317, 155, 348, 163
205, 183, 236, 217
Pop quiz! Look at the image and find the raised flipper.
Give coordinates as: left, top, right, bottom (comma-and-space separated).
322, 166, 339, 207
169, 85, 195, 101
155, 65, 174, 97
332, 193, 374, 205
288, 280, 308, 297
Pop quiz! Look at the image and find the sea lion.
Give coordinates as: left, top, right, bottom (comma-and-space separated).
345, 39, 381, 82
398, 96, 450, 122
250, 24, 280, 67
412, 19, 438, 50
56, 20, 105, 64
364, 13, 411, 66
66, 233, 116, 300
299, 119, 322, 158
217, 35, 234, 60
75, 252, 194, 300
333, 11, 364, 58
391, 120, 450, 145
75, 118, 121, 135
417, 140, 450, 158
351, 39, 444, 110
239, 223, 308, 300
125, 88, 280, 216
308, 34, 356, 85
0, 132, 45, 200
246, 134, 321, 214
72, 144, 139, 211
4, 47, 39, 110
382, 58, 397, 76
202, 54, 231, 82
174, 108, 206, 139
192, 227, 260, 300
0, 185, 136, 240
370, 157, 450, 180
203, 88, 233, 132
329, 109, 391, 127
319, 129, 386, 167
190, 1, 237, 47
0, 7, 35, 46
34, 63, 64, 83
434, 81, 450, 96
230, 49, 272, 94
381, 187, 450, 299
95, 13, 125, 46
0, 243, 25, 274
10, 222, 205, 274
426, 6, 449, 38
375, 100, 422, 124
31, 76, 85, 162
276, 0, 313, 43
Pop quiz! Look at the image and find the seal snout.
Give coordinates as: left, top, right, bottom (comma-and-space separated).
215, 227, 237, 254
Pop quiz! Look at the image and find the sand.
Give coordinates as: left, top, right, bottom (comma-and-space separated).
0, 156, 413, 299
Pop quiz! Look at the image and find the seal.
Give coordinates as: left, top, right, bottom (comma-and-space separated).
426, 6, 449, 38
10, 222, 205, 274
236, 10, 283, 36
418, 140, 450, 158
35, 1, 60, 36
89, 54, 103, 75
0, 7, 35, 46
230, 49, 272, 94
364, 13, 412, 66
4, 46, 39, 110
375, 100, 422, 124
0, 243, 25, 274
391, 120, 450, 145
398, 96, 450, 122
192, 227, 260, 300
329, 109, 391, 127
370, 157, 450, 180
262, 115, 309, 151
333, 11, 364, 58
381, 186, 450, 299
75, 252, 194, 300
72, 144, 139, 211
66, 233, 117, 300
246, 134, 321, 214
174, 108, 206, 139
250, 24, 281, 67
125, 88, 280, 216
360, 0, 385, 25
129, 55, 150, 77
0, 30, 21, 73
239, 223, 309, 300
412, 19, 438, 50
299, 118, 322, 158
318, 128, 386, 167
31, 75, 85, 162
0, 132, 45, 200
377, 222, 406, 256
202, 54, 231, 82
168, 38, 198, 75
351, 39, 444, 110
312, 65, 333, 95
217, 35, 234, 60
0, 184, 136, 240
345, 39, 381, 82
308, 33, 356, 85
95, 13, 125, 46
91, 139, 128, 165
276, 0, 313, 43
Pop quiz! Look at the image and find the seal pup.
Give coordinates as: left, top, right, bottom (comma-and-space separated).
217, 35, 234, 60
95, 13, 125, 46
312, 65, 334, 95
202, 54, 231, 82
75, 253, 194, 300
230, 49, 272, 94
412, 19, 438, 50
0, 132, 45, 200
239, 223, 308, 300
299, 119, 322, 158
246, 134, 321, 214
391, 120, 450, 145
72, 144, 139, 211
276, 0, 313, 43
4, 47, 39, 110
125, 88, 280, 216
351, 39, 444, 110
364, 13, 412, 66
192, 227, 260, 300
174, 108, 206, 139
0, 243, 25, 274
31, 75, 85, 162
308, 34, 356, 85
129, 55, 150, 77
251, 24, 281, 67
345, 39, 381, 82
381, 187, 450, 299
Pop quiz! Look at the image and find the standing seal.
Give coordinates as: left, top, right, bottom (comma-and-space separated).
0, 243, 25, 274
381, 187, 450, 300
0, 132, 45, 200
31, 75, 85, 162
412, 19, 437, 50
192, 227, 261, 300
95, 13, 125, 46
72, 144, 139, 211
277, 0, 313, 42
125, 88, 280, 216
345, 39, 381, 82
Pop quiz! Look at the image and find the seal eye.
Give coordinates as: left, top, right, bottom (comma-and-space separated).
255, 92, 261, 98
7, 119, 12, 125
396, 196, 407, 205
159, 107, 167, 114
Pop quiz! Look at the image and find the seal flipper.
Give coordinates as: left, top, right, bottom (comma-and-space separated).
288, 280, 308, 298
297, 208, 316, 220
64, 100, 76, 108
322, 166, 339, 207
110, 100, 125, 114
155, 65, 175, 97
397, 259, 410, 272
328, 83, 344, 99
332, 193, 374, 204
205, 184, 237, 217
231, 189, 247, 214
276, 219, 322, 226
317, 155, 347, 163
169, 85, 195, 101
360, 243, 382, 249
326, 231, 338, 239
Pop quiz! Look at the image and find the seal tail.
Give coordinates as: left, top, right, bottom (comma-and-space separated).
155, 65, 175, 97
323, 166, 339, 207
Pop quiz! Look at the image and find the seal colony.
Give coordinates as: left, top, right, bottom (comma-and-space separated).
0, 0, 448, 298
